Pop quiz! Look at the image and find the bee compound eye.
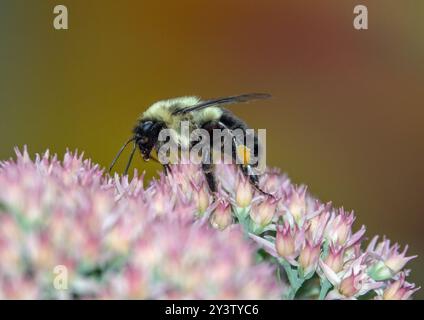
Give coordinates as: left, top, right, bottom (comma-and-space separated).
141, 121, 153, 131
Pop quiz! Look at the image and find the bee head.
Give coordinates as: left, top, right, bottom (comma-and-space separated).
133, 120, 164, 161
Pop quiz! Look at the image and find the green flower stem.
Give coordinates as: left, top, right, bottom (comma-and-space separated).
234, 206, 251, 232
319, 278, 332, 300
248, 219, 265, 235
279, 258, 304, 300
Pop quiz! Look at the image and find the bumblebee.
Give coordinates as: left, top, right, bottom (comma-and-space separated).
109, 93, 271, 196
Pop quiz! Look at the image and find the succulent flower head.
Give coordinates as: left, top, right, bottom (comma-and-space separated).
0, 147, 418, 300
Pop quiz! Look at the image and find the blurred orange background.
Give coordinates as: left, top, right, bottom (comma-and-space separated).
0, 0, 423, 297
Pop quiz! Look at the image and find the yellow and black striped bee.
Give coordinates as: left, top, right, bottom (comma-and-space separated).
109, 93, 271, 196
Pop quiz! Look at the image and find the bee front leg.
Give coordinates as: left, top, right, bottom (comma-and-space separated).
155, 145, 171, 176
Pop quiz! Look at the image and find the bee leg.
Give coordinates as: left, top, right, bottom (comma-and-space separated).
153, 145, 170, 176
163, 164, 171, 176
202, 162, 217, 194
216, 122, 273, 198
203, 120, 268, 200
239, 164, 274, 198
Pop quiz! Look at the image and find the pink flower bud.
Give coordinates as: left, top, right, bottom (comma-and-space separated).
326, 209, 355, 246
299, 240, 321, 274
275, 223, 297, 259
193, 182, 210, 214
383, 273, 419, 300
236, 178, 253, 208
339, 271, 360, 297
210, 199, 233, 230
324, 244, 345, 273
250, 196, 277, 227
384, 245, 417, 274
261, 169, 289, 195
366, 237, 417, 279
150, 184, 173, 216
307, 209, 330, 240
286, 186, 307, 223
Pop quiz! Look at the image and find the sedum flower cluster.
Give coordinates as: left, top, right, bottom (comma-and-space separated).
0, 148, 279, 299
0, 148, 419, 299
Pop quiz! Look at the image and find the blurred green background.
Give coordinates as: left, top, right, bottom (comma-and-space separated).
0, 0, 423, 297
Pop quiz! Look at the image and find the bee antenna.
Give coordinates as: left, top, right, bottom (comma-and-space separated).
109, 137, 136, 173
124, 142, 137, 176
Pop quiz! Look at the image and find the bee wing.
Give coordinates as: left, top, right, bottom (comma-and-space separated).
171, 93, 271, 115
